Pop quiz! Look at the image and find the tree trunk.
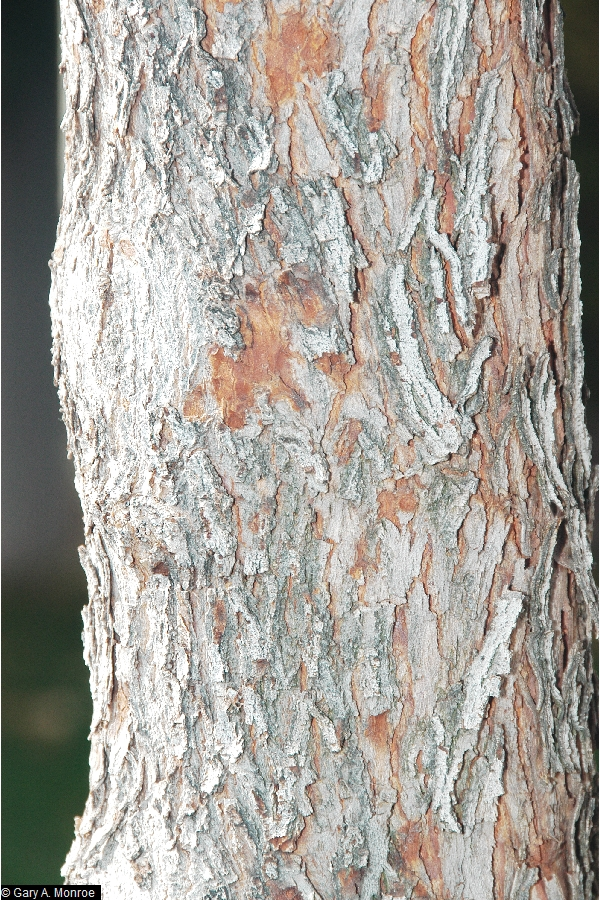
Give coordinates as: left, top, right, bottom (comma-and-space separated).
50, 0, 596, 896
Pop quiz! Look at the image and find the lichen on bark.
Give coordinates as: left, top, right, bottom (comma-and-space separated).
51, 0, 596, 897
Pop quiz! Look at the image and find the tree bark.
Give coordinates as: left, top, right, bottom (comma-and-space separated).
50, 0, 596, 896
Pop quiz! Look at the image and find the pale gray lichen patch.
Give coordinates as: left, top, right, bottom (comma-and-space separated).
462, 590, 523, 730
385, 263, 462, 464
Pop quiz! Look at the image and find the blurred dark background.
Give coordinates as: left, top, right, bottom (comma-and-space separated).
1, 0, 598, 883
2, 0, 90, 882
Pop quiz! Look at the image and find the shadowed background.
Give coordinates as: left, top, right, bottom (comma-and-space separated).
2, 0, 597, 882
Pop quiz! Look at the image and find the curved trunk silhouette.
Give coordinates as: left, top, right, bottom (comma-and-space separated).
51, 0, 596, 896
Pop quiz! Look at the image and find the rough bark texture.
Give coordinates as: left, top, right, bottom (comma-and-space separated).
50, 0, 597, 897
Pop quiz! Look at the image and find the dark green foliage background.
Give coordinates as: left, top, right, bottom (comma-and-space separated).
2, 573, 90, 882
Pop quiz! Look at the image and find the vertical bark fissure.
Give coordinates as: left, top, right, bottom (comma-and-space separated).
51, 0, 596, 896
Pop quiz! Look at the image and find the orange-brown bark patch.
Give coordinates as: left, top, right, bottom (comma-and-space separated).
389, 820, 426, 886
209, 338, 268, 430
310, 718, 323, 778
377, 480, 418, 529
419, 810, 444, 895
205, 0, 241, 13
248, 512, 262, 535
482, 354, 511, 436
263, 201, 285, 248
270, 887, 303, 900
350, 533, 380, 584
352, 535, 369, 576
337, 867, 362, 896
299, 660, 308, 692
314, 351, 352, 394
410, 239, 426, 284
361, 0, 388, 129
439, 177, 457, 235
390, 813, 443, 897
393, 440, 418, 473
493, 796, 515, 900
366, 712, 388, 749
262, 7, 337, 113
392, 606, 410, 659
212, 595, 227, 644
277, 267, 335, 329
269, 834, 299, 853
420, 538, 438, 604
368, 76, 387, 131
457, 93, 476, 156
335, 419, 363, 465
410, 13, 434, 101
362, 49, 388, 132
391, 611, 414, 775
513, 80, 531, 205
409, 11, 437, 171
186, 279, 330, 430
182, 388, 209, 422
528, 837, 568, 887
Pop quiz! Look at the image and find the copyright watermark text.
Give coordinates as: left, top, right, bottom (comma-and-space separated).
1, 888, 101, 899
